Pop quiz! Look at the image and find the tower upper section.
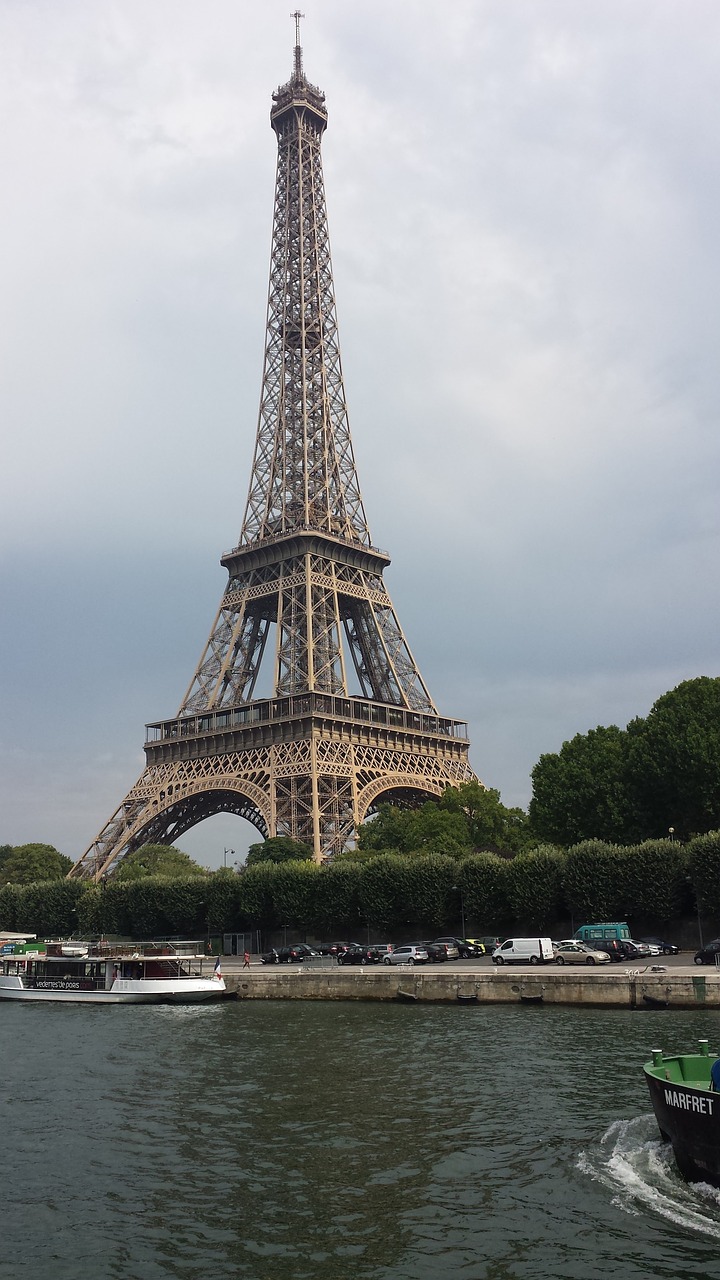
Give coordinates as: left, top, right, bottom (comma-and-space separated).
239, 35, 372, 549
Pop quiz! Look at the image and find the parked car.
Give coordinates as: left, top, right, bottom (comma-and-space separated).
291, 944, 319, 959
587, 939, 626, 962
420, 941, 449, 962
337, 945, 380, 965
634, 939, 661, 956
433, 936, 473, 959
372, 944, 394, 959
383, 945, 429, 966
469, 937, 503, 956
430, 940, 460, 960
641, 937, 679, 956
619, 940, 653, 960
694, 940, 720, 965
324, 942, 354, 957
278, 945, 308, 963
261, 945, 307, 964
554, 942, 610, 966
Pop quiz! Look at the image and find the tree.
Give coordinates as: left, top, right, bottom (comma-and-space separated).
356, 786, 531, 859
529, 726, 631, 846
245, 837, 313, 866
625, 677, 720, 840
0, 843, 73, 885
114, 844, 208, 882
357, 800, 471, 857
440, 781, 532, 854
529, 678, 720, 847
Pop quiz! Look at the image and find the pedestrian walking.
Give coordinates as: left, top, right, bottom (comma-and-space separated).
243, 950, 251, 968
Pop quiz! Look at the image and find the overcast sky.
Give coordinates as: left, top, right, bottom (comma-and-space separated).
1, 0, 719, 869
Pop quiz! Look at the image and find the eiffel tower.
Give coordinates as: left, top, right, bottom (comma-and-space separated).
69, 22, 476, 880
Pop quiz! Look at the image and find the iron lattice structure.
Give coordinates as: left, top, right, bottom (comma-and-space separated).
69, 36, 477, 880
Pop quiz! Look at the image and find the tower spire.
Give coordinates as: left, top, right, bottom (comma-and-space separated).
292, 10, 304, 80
68, 42, 477, 880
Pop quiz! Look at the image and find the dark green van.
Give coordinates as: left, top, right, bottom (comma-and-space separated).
574, 922, 631, 944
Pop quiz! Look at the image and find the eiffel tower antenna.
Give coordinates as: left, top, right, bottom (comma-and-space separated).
292, 10, 304, 61
69, 32, 477, 880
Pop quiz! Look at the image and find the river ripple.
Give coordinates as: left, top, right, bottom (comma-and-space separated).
4, 1001, 720, 1279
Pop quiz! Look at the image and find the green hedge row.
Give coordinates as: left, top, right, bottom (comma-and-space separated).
1, 834, 718, 940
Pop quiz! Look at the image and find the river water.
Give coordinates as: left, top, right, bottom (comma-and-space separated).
4, 1000, 720, 1279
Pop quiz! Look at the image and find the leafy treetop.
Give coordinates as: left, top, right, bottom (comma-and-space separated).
356, 782, 531, 859
0, 843, 73, 886
530, 677, 720, 845
113, 844, 208, 881
245, 837, 314, 866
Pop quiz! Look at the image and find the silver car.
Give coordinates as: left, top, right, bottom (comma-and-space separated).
554, 942, 610, 965
383, 945, 429, 966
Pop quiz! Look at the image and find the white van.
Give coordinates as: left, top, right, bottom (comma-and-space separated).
491, 937, 554, 965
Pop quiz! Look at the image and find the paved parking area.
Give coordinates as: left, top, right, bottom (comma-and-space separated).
222, 952, 710, 975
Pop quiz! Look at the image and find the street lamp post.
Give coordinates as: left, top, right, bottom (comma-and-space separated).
452, 885, 466, 938
223, 847, 235, 869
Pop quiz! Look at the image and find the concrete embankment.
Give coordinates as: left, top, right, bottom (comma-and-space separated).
224, 964, 720, 1009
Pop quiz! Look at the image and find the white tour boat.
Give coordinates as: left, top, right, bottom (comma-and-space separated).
0, 940, 227, 1004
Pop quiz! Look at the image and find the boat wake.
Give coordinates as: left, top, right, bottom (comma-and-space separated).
578, 1115, 720, 1236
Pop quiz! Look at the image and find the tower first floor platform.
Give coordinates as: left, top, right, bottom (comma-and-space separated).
69, 693, 474, 879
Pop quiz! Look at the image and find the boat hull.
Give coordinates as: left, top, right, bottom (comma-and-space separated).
0, 976, 226, 1004
644, 1068, 720, 1186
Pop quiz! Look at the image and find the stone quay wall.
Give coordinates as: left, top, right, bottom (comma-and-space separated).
223, 965, 720, 1009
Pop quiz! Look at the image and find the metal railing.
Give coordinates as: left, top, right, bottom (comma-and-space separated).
146, 693, 468, 746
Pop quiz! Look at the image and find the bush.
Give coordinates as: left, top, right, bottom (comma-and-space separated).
687, 831, 720, 918
267, 860, 320, 932
403, 855, 457, 932
505, 846, 565, 929
0, 883, 21, 931
0, 880, 87, 936
315, 862, 365, 934
562, 841, 626, 922
358, 855, 414, 932
458, 853, 509, 931
619, 840, 690, 921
